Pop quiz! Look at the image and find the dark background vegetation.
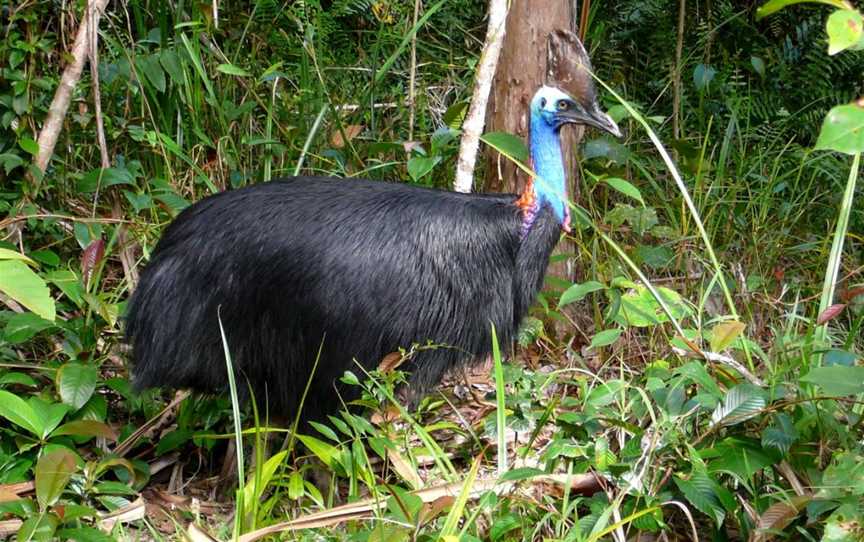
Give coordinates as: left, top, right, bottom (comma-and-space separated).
0, 0, 862, 540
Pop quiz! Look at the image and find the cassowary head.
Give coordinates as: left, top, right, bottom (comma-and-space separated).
523, 31, 620, 232
529, 85, 620, 136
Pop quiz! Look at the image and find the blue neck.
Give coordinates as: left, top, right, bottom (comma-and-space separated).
528, 115, 568, 226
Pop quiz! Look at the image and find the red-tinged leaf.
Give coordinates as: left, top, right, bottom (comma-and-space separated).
842, 286, 864, 302
80, 239, 105, 288
817, 303, 847, 326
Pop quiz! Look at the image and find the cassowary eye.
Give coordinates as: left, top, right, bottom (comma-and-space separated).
540, 97, 547, 108
557, 100, 570, 111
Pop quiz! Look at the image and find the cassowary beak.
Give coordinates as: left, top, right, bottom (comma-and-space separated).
559, 106, 622, 138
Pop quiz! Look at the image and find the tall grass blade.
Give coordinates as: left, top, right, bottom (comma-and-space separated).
294, 106, 328, 177
815, 152, 860, 352
491, 324, 507, 475
218, 306, 245, 539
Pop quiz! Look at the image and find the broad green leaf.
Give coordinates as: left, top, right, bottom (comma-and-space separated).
155, 429, 193, 455
801, 366, 864, 395
755, 0, 851, 20
217, 63, 251, 77
710, 384, 766, 427
28, 397, 70, 438
559, 280, 605, 307
589, 328, 622, 349
751, 56, 766, 77
674, 474, 726, 527
138, 54, 165, 92
826, 10, 863, 55
3, 312, 55, 344
296, 434, 340, 468
35, 448, 77, 509
288, 471, 304, 499
19, 137, 39, 155
407, 155, 441, 182
706, 437, 780, 479
56, 526, 115, 542
615, 285, 690, 328
815, 102, 864, 154
0, 390, 43, 436
44, 270, 85, 308
693, 64, 716, 90
603, 177, 645, 205
52, 420, 118, 441
675, 361, 723, 398
481, 131, 529, 164
0, 153, 25, 174
159, 49, 184, 82
710, 320, 746, 352
0, 260, 55, 321
0, 247, 35, 264
0, 372, 38, 387
761, 413, 799, 454
489, 514, 522, 541
56, 363, 98, 410
243, 450, 288, 517
18, 513, 59, 542
585, 380, 626, 409
78, 167, 136, 193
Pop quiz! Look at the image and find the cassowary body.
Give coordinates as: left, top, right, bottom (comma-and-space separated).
127, 178, 560, 418
126, 43, 620, 421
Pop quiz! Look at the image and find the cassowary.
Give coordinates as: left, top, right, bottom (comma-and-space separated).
125, 33, 620, 422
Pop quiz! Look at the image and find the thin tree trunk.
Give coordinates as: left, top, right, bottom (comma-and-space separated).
32, 0, 110, 186
453, 0, 509, 193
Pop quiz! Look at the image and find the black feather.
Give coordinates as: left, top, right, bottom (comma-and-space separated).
125, 176, 560, 421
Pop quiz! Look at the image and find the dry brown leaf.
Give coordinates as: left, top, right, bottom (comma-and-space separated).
378, 352, 405, 373
710, 320, 746, 352
0, 481, 34, 503
387, 448, 423, 490
402, 141, 422, 154
370, 404, 401, 426
187, 523, 221, 542
752, 495, 811, 542
331, 125, 363, 148
98, 497, 146, 531
0, 520, 22, 537
417, 496, 455, 526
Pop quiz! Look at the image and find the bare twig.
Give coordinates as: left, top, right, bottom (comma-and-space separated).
407, 0, 422, 141
453, 0, 509, 193
672, 0, 685, 140
88, 2, 109, 170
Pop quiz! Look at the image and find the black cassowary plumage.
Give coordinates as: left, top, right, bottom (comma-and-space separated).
125, 30, 620, 422
126, 177, 559, 419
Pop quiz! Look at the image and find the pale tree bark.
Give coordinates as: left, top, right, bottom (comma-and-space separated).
31, 0, 140, 289
32, 0, 110, 183
484, 0, 583, 284
453, 0, 509, 193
